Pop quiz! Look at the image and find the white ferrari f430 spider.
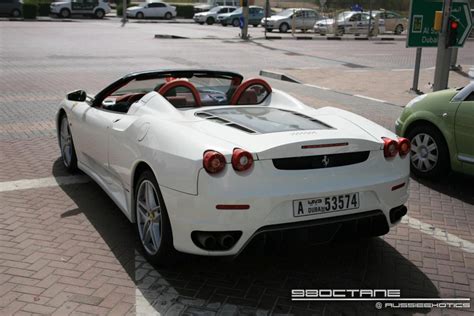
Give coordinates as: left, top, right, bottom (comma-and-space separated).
56, 70, 410, 264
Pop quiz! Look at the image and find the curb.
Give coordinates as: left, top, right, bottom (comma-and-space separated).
259, 70, 301, 84
154, 34, 189, 39
0, 17, 76, 22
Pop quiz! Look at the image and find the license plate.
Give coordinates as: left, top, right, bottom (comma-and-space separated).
293, 193, 360, 217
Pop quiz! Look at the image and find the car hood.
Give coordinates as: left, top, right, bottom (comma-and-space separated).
52, 1, 69, 5
267, 15, 289, 21
195, 11, 211, 17
189, 106, 384, 160
316, 18, 334, 25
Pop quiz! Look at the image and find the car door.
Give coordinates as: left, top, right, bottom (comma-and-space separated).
304, 10, 317, 29
155, 2, 167, 17
70, 102, 124, 181
455, 91, 474, 173
293, 10, 305, 29
71, 0, 84, 13
347, 13, 360, 33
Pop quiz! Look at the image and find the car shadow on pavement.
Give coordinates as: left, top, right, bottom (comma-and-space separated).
411, 172, 474, 205
52, 159, 439, 315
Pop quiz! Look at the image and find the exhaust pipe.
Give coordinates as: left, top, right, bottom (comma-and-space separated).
197, 233, 217, 250
218, 234, 235, 249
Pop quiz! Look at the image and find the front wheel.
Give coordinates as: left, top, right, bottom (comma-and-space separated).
136, 12, 144, 19
11, 9, 21, 17
135, 170, 175, 266
279, 23, 289, 33
232, 18, 239, 27
59, 114, 78, 172
94, 9, 105, 19
394, 24, 404, 35
206, 17, 214, 25
164, 12, 172, 20
406, 125, 450, 179
59, 8, 71, 18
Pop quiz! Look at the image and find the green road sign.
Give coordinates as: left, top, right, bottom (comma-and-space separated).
407, 0, 472, 47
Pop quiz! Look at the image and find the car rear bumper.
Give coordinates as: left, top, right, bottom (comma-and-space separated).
161, 152, 410, 256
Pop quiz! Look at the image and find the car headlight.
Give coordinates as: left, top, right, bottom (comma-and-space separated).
405, 94, 427, 108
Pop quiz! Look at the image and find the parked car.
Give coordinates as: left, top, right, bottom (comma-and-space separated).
194, 0, 238, 13
193, 5, 236, 25
396, 83, 474, 179
56, 69, 409, 264
126, 1, 176, 19
314, 11, 384, 35
217, 5, 264, 27
0, 0, 22, 17
261, 8, 322, 33
372, 10, 407, 34
50, 0, 111, 19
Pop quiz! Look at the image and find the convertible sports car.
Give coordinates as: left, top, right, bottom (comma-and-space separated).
396, 82, 474, 179
57, 69, 410, 264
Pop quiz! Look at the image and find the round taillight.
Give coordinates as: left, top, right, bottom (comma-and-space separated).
231, 148, 253, 172
203, 150, 226, 174
383, 137, 398, 158
398, 138, 411, 157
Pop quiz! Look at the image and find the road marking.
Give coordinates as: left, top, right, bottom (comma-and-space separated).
354, 94, 388, 103
0, 176, 90, 193
391, 68, 413, 72
305, 84, 331, 90
402, 216, 474, 254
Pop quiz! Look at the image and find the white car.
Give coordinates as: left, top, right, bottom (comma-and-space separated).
193, 5, 236, 25
314, 11, 385, 35
56, 70, 410, 264
261, 8, 322, 33
126, 1, 176, 19
50, 0, 111, 19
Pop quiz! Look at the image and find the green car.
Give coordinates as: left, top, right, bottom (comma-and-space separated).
217, 6, 264, 27
395, 83, 474, 179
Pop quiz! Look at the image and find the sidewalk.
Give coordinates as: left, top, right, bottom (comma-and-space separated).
269, 66, 474, 106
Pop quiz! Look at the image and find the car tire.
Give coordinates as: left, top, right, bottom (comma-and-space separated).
135, 170, 176, 266
11, 9, 21, 17
266, 28, 273, 32
206, 17, 214, 25
279, 23, 289, 33
232, 18, 239, 27
59, 8, 71, 18
394, 24, 404, 35
252, 24, 259, 27
221, 22, 227, 26
59, 114, 78, 173
94, 9, 105, 19
164, 12, 172, 20
406, 124, 450, 179
136, 12, 144, 19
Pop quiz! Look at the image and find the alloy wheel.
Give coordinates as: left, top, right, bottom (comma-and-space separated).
136, 180, 163, 255
411, 133, 438, 172
59, 117, 73, 168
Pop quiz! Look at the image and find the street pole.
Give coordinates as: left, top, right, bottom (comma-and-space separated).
433, 0, 453, 91
264, 0, 269, 38
241, 5, 249, 39
367, 0, 372, 38
122, 0, 127, 25
411, 47, 423, 93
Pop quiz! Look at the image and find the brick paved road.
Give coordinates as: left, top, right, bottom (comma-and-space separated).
0, 21, 473, 315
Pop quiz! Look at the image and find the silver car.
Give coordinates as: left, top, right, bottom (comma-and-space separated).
262, 8, 322, 33
193, 5, 236, 25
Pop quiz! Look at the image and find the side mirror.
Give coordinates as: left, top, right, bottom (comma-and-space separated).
67, 90, 87, 102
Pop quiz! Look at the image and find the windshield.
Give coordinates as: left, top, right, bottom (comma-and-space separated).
337, 12, 352, 20
276, 9, 294, 17
209, 7, 221, 13
110, 75, 238, 107
233, 7, 242, 14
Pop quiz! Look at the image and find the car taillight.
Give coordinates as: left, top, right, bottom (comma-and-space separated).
231, 148, 253, 171
383, 137, 398, 158
398, 138, 411, 157
203, 150, 226, 174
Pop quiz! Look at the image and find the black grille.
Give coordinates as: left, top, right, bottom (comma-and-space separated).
272, 151, 370, 170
